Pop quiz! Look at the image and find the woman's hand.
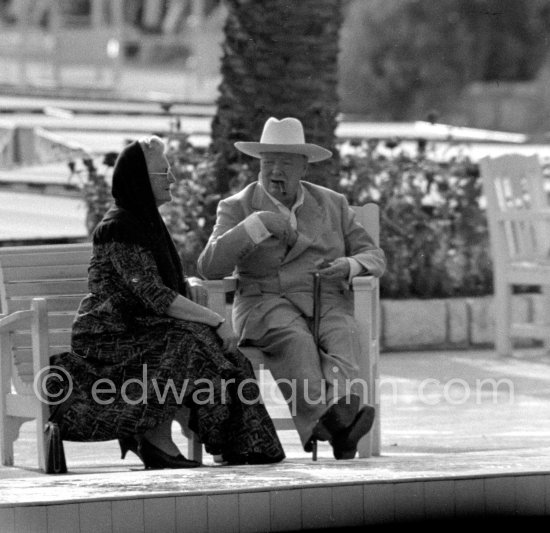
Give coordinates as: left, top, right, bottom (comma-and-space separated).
216, 321, 239, 353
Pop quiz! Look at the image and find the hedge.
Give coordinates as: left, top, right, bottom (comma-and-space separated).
82, 135, 494, 299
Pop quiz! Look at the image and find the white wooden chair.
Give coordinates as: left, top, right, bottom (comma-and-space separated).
192, 203, 381, 458
479, 154, 550, 356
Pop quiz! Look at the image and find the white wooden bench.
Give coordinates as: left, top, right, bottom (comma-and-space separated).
0, 242, 205, 470
479, 154, 550, 356
0, 243, 91, 471
0, 203, 381, 470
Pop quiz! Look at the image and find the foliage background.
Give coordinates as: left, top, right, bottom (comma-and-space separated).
338, 140, 492, 298
84, 137, 493, 300
339, 0, 550, 119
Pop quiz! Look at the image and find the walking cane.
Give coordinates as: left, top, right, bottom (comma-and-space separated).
311, 271, 322, 461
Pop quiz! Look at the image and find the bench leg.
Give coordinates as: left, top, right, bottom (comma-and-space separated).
370, 338, 381, 457
173, 407, 203, 463
357, 335, 381, 458
0, 415, 27, 466
357, 429, 373, 458
36, 401, 49, 471
31, 298, 52, 471
0, 337, 31, 465
356, 345, 374, 459
187, 433, 203, 463
542, 286, 550, 354
494, 280, 513, 357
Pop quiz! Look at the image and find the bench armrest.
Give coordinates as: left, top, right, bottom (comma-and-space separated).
191, 276, 376, 293
351, 274, 377, 291
0, 310, 35, 332
0, 298, 51, 471
189, 275, 379, 330
187, 277, 236, 320
188, 277, 237, 292
0, 298, 50, 373
351, 275, 379, 344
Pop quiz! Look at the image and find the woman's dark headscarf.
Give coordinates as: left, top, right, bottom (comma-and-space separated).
93, 140, 186, 294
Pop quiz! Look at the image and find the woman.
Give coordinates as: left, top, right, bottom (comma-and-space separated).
50, 136, 285, 468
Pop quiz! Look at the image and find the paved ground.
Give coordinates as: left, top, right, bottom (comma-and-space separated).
2, 446, 550, 505
2, 347, 550, 479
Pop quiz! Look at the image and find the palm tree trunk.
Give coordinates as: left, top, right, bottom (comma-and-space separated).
211, 0, 343, 192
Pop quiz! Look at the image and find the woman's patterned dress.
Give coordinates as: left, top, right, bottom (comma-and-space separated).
51, 241, 284, 462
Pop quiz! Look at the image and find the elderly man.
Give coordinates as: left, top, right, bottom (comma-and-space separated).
198, 117, 386, 459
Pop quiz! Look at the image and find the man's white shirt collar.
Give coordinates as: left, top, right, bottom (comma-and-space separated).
260, 180, 304, 230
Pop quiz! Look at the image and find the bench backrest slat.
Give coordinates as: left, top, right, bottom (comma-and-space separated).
0, 251, 91, 268
2, 279, 89, 299
0, 243, 91, 314
13, 330, 72, 350
480, 154, 550, 264
7, 295, 85, 313
2, 264, 89, 283
15, 344, 73, 362
351, 204, 379, 246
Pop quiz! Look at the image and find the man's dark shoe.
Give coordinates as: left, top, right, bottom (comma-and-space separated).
304, 394, 362, 455
321, 394, 361, 434
331, 405, 376, 460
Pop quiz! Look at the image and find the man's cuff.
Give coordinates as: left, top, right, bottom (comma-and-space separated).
243, 212, 272, 244
347, 258, 363, 283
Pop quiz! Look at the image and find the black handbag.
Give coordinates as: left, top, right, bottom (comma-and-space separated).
44, 420, 67, 474
43, 355, 77, 474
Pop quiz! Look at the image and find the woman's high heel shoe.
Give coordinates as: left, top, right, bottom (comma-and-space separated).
118, 435, 140, 460
138, 439, 201, 470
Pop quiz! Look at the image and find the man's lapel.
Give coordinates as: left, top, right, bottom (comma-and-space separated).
249, 182, 324, 264
282, 186, 324, 264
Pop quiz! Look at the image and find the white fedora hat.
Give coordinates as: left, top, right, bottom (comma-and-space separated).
234, 117, 332, 163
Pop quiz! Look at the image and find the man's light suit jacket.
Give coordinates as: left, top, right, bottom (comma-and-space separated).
198, 181, 386, 342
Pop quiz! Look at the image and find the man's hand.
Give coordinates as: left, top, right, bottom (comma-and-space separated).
216, 321, 239, 353
317, 257, 350, 280
256, 211, 298, 246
